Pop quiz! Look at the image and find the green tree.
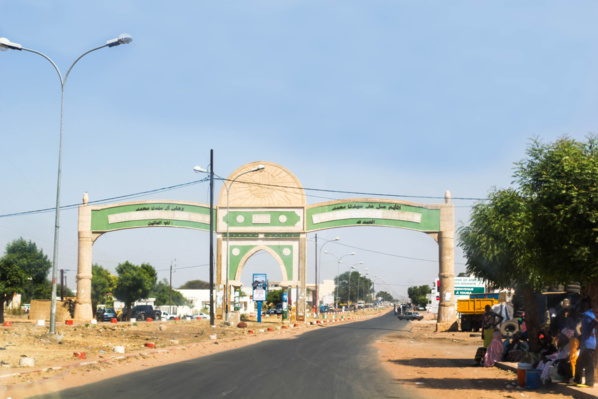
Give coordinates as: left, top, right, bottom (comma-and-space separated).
179, 279, 210, 289
377, 291, 394, 302
91, 264, 115, 314
0, 238, 51, 322
515, 136, 598, 296
459, 136, 598, 351
113, 261, 157, 319
407, 285, 431, 307
458, 188, 543, 350
151, 278, 190, 307
266, 289, 283, 308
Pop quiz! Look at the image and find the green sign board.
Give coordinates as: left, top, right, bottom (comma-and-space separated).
455, 287, 485, 296
306, 201, 440, 232
91, 202, 213, 232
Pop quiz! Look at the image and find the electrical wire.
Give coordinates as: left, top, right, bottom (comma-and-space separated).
0, 176, 484, 219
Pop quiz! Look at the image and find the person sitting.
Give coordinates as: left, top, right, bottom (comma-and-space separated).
539, 328, 574, 384
504, 332, 529, 362
484, 331, 504, 367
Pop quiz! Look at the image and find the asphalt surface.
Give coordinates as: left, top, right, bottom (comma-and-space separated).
32, 312, 415, 399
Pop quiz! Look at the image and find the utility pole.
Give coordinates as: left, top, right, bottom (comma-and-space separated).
60, 269, 64, 300
169, 260, 175, 313
209, 149, 215, 326
314, 234, 318, 316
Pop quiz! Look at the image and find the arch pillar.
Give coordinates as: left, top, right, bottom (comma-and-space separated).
436, 194, 456, 331
74, 197, 96, 321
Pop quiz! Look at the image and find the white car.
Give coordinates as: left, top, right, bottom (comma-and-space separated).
191, 313, 209, 320
161, 311, 177, 320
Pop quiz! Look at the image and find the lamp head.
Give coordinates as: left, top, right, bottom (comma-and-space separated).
252, 165, 265, 172
193, 166, 207, 173
0, 37, 22, 51
333, 237, 340, 241
349, 252, 355, 255
106, 33, 133, 47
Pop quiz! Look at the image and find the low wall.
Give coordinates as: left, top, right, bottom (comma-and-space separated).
30, 300, 73, 322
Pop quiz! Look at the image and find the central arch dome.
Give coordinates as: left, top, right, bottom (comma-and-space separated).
217, 161, 306, 208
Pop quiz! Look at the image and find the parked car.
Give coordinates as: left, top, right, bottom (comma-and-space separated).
397, 311, 424, 321
161, 311, 177, 320
96, 308, 118, 322
191, 312, 209, 320
131, 305, 161, 321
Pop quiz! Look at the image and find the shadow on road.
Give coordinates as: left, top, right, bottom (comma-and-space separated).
389, 357, 473, 368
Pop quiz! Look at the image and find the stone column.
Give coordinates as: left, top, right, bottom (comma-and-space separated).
74, 193, 94, 321
216, 234, 224, 319
296, 234, 307, 322
436, 191, 456, 331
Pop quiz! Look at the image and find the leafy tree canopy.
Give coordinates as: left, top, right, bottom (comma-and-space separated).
0, 238, 51, 322
151, 278, 191, 307
179, 280, 210, 289
407, 285, 430, 307
376, 291, 394, 302
91, 264, 115, 312
516, 136, 598, 285
266, 289, 283, 307
113, 261, 157, 316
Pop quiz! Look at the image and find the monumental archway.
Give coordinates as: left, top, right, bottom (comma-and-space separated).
75, 161, 455, 329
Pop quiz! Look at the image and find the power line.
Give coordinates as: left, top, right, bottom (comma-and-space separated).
333, 242, 467, 265
155, 263, 209, 272
0, 177, 484, 219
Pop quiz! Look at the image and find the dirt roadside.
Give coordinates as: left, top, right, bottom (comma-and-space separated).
375, 315, 596, 399
2, 310, 594, 399
0, 311, 378, 398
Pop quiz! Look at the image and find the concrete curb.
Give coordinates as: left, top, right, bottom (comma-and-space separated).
495, 361, 598, 399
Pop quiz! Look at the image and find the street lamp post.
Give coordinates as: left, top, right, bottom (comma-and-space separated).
223, 165, 264, 322
193, 149, 215, 326
195, 164, 265, 323
314, 236, 339, 316
324, 251, 355, 310
1, 34, 133, 334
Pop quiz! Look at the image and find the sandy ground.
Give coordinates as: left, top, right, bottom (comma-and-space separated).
374, 316, 584, 399
1, 310, 590, 399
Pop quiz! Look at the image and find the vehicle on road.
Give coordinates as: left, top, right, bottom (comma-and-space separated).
397, 311, 424, 321
161, 311, 177, 320
457, 293, 499, 332
131, 305, 161, 321
191, 312, 209, 320
96, 308, 117, 322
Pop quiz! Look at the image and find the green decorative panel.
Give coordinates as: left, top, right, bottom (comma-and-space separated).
226, 233, 259, 238
91, 203, 213, 232
229, 245, 294, 280
306, 201, 440, 232
224, 211, 300, 227
264, 233, 300, 238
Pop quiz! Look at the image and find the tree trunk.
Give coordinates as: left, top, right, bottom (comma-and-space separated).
0, 296, 5, 323
523, 286, 541, 353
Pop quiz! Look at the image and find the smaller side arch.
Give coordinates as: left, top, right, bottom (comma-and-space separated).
233, 246, 291, 285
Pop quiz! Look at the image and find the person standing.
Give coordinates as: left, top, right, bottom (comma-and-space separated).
574, 298, 597, 387
482, 305, 504, 348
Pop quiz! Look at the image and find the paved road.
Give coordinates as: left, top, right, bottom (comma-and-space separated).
34, 312, 416, 399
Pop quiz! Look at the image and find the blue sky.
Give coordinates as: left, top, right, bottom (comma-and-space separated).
2, 1, 598, 300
